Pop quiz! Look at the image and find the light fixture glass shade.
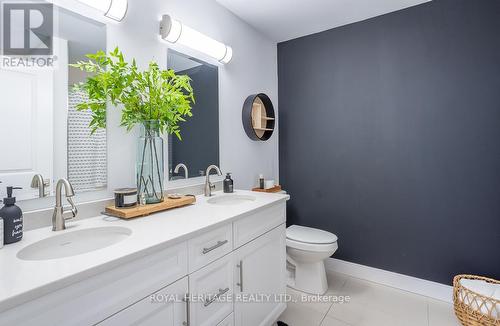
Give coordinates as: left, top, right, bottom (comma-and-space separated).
220, 46, 233, 64
77, 0, 127, 21
165, 19, 182, 43
160, 15, 233, 64
105, 0, 128, 21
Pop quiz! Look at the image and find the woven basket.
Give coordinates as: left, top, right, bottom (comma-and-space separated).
453, 274, 500, 326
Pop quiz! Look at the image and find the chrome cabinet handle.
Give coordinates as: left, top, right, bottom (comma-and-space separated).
202, 240, 228, 254
182, 295, 190, 326
204, 287, 230, 307
236, 260, 244, 292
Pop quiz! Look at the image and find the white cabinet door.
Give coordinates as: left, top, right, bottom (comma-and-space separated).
234, 224, 287, 326
98, 277, 189, 326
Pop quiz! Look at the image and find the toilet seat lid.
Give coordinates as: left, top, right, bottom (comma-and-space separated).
286, 225, 338, 244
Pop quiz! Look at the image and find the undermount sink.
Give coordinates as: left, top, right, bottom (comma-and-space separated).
207, 194, 256, 206
17, 226, 132, 261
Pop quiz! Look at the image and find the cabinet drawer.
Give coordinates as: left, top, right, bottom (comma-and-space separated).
218, 313, 234, 326
233, 203, 285, 248
189, 253, 234, 326
97, 277, 189, 326
188, 224, 233, 273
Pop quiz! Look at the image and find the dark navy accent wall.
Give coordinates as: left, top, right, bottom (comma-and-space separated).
278, 0, 500, 284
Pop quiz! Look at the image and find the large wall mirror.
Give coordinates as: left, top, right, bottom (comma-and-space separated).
0, 5, 107, 201
167, 50, 220, 181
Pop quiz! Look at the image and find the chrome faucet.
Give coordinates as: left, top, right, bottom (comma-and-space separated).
31, 174, 49, 198
204, 165, 222, 197
52, 179, 78, 231
174, 163, 189, 179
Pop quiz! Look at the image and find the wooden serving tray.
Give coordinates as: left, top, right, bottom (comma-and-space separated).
252, 185, 282, 193
105, 195, 196, 219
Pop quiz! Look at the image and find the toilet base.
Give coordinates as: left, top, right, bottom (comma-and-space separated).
287, 260, 328, 295
286, 236, 338, 295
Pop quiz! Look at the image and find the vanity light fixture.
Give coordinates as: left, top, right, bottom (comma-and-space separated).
76, 0, 128, 22
160, 15, 233, 64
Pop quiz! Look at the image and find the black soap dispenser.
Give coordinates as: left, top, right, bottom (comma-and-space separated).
0, 186, 23, 244
223, 173, 234, 193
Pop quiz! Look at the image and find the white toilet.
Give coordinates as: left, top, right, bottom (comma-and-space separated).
286, 225, 338, 295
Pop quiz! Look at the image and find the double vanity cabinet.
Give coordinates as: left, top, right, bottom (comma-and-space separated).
0, 191, 288, 326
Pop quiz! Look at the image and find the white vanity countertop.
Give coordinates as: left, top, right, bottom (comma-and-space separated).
0, 190, 289, 312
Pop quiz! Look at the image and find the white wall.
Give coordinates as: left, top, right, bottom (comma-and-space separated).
19, 0, 278, 211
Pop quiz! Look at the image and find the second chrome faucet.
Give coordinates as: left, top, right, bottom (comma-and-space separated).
204, 165, 222, 197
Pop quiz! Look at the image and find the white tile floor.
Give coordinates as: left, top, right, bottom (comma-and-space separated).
276, 272, 460, 326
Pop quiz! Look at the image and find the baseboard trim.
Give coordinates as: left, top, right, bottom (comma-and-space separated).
325, 258, 453, 303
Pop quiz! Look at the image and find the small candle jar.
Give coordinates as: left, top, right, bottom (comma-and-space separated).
114, 188, 138, 208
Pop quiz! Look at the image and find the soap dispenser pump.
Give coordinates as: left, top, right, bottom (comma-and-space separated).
0, 186, 23, 244
223, 173, 234, 193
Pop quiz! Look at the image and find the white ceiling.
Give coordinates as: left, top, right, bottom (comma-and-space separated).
216, 0, 431, 42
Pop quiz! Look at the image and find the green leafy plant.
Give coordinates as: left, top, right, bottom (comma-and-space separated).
71, 47, 195, 139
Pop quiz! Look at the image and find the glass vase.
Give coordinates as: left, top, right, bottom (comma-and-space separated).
137, 120, 164, 204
